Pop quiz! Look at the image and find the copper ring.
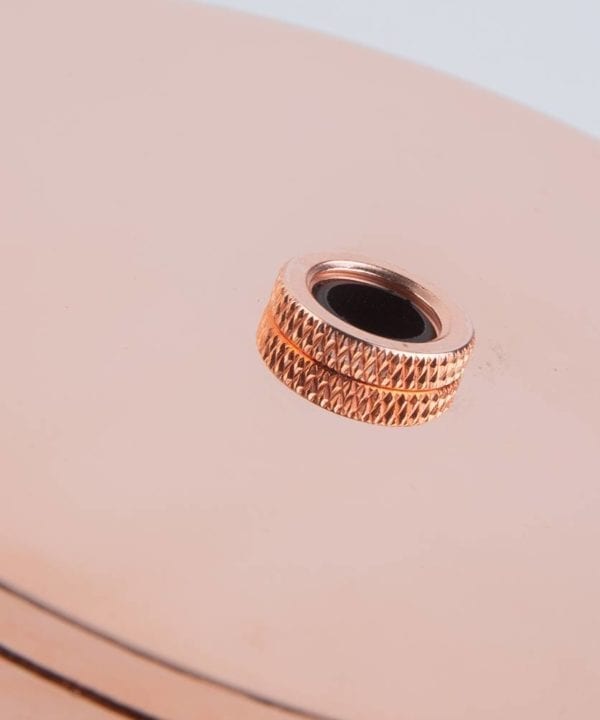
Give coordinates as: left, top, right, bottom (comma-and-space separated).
257, 253, 474, 426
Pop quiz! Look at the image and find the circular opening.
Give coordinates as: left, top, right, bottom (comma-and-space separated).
312, 279, 437, 342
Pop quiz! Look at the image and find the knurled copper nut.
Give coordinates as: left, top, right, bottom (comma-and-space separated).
257, 253, 474, 427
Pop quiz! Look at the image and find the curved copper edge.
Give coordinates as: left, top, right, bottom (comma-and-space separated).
0, 645, 157, 720
0, 581, 340, 720
258, 311, 458, 426
1, 653, 130, 720
271, 275, 474, 392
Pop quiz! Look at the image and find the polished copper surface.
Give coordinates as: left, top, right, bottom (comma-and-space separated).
1, 0, 599, 718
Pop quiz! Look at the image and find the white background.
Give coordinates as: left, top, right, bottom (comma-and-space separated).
203, 0, 600, 138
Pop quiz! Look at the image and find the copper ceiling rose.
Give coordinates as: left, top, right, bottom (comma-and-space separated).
2, 0, 600, 719
258, 254, 474, 426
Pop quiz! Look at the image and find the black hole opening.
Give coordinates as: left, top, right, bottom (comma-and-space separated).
313, 279, 437, 342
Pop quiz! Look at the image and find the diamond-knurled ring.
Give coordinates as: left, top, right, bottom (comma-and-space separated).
257, 253, 474, 426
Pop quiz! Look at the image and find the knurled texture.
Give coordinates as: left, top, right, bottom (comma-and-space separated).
257, 312, 458, 427
270, 278, 474, 391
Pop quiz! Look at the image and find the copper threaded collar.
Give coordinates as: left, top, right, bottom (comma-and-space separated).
257, 253, 474, 426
